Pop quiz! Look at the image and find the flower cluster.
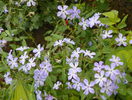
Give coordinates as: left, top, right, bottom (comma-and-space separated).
93, 55, 127, 96
34, 56, 53, 89
57, 5, 80, 20
57, 5, 105, 30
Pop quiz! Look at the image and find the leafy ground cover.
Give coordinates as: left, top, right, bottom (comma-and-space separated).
0, 0, 132, 100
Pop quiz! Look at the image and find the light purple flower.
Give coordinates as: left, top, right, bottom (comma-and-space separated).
16, 46, 29, 51
66, 82, 73, 89
100, 80, 113, 96
93, 61, 105, 72
63, 38, 75, 45
53, 81, 62, 90
84, 50, 96, 58
67, 6, 80, 20
109, 55, 123, 66
79, 18, 89, 30
45, 94, 54, 100
115, 33, 127, 46
19, 65, 28, 73
69, 62, 82, 73
33, 44, 44, 58
101, 30, 113, 39
72, 77, 82, 91
71, 47, 84, 58
8, 57, 18, 69
54, 40, 64, 47
34, 69, 47, 88
82, 79, 95, 95
129, 40, 132, 44
94, 71, 107, 87
57, 5, 69, 19
105, 63, 120, 81
68, 68, 79, 80
4, 72, 12, 85
27, 0, 36, 7
27, 57, 36, 70
19, 51, 28, 64
35, 90, 42, 100
66, 56, 78, 64
88, 13, 100, 28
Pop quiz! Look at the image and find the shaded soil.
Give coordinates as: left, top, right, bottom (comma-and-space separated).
109, 0, 132, 30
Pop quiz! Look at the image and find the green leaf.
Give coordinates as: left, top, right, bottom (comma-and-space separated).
99, 18, 115, 25
11, 80, 28, 100
102, 10, 119, 19
117, 15, 128, 29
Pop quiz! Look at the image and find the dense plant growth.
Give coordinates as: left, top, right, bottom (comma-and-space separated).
0, 0, 132, 100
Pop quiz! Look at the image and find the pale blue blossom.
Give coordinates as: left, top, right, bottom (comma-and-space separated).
57, 5, 69, 19
84, 50, 96, 58
27, 57, 36, 70
66, 82, 73, 89
35, 90, 42, 100
101, 30, 113, 39
63, 38, 75, 45
72, 77, 82, 91
67, 6, 80, 20
129, 40, 132, 44
19, 51, 28, 64
93, 61, 105, 72
7, 57, 18, 69
54, 40, 64, 47
100, 80, 113, 96
115, 33, 127, 46
68, 68, 79, 80
109, 55, 123, 66
105, 63, 120, 81
53, 81, 62, 90
79, 18, 89, 30
94, 71, 107, 87
69, 62, 82, 73
81, 79, 95, 95
27, 0, 36, 7
16, 46, 29, 51
4, 72, 12, 85
33, 44, 44, 58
